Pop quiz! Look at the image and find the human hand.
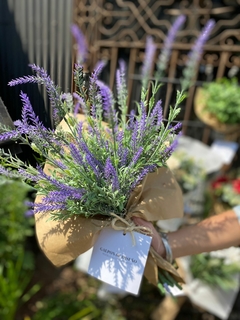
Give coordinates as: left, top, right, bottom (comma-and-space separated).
132, 217, 166, 258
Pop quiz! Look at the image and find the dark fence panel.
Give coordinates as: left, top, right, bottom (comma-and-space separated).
0, 0, 73, 127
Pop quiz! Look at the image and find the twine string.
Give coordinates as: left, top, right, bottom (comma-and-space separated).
110, 212, 152, 246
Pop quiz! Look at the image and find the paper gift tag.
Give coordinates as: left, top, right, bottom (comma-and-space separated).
88, 227, 152, 295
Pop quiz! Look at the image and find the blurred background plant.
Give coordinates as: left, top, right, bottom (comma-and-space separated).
167, 150, 208, 218
202, 77, 240, 125
211, 170, 240, 208
0, 175, 40, 320
32, 290, 126, 320
190, 251, 240, 290
169, 150, 206, 193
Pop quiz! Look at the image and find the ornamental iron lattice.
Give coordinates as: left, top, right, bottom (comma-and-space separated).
73, 0, 240, 143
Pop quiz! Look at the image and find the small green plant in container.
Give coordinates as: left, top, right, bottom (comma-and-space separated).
202, 77, 240, 124
194, 77, 240, 134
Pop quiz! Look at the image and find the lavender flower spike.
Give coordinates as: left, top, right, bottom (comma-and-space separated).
142, 36, 157, 89
188, 19, 215, 65
72, 92, 87, 115
157, 15, 186, 75
20, 91, 42, 127
96, 80, 114, 121
182, 19, 215, 90
91, 60, 107, 80
104, 157, 119, 191
116, 59, 127, 107
71, 24, 88, 64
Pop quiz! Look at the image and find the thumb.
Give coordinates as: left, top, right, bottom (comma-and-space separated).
132, 217, 165, 257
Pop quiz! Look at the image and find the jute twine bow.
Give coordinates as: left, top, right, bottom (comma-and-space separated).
110, 212, 153, 246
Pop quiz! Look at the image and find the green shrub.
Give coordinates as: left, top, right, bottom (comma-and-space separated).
0, 249, 40, 320
0, 175, 39, 320
33, 291, 126, 320
190, 253, 240, 290
0, 175, 34, 266
202, 77, 240, 124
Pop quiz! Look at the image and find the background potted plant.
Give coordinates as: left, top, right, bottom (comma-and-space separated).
194, 77, 240, 137
167, 150, 207, 217
210, 169, 240, 214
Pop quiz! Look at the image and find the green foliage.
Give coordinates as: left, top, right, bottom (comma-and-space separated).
0, 175, 39, 320
0, 249, 40, 320
190, 253, 240, 290
0, 175, 34, 266
202, 77, 240, 124
170, 151, 206, 192
33, 291, 126, 320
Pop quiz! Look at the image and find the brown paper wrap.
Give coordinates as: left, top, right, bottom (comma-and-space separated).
35, 114, 184, 285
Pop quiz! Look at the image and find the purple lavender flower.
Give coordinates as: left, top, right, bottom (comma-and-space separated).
9, 64, 63, 126
142, 36, 157, 88
116, 59, 127, 105
130, 120, 139, 151
137, 102, 147, 140
91, 60, 107, 82
116, 130, 124, 156
33, 202, 67, 214
170, 122, 182, 133
149, 100, 163, 126
182, 19, 215, 89
52, 160, 67, 170
43, 190, 84, 203
19, 91, 43, 127
86, 153, 101, 178
119, 148, 129, 167
130, 164, 156, 191
69, 142, 85, 167
24, 201, 35, 217
88, 60, 107, 108
90, 104, 97, 118
129, 146, 144, 168
8, 75, 36, 87
157, 15, 186, 75
0, 165, 20, 178
129, 103, 147, 151
25, 209, 34, 217
71, 24, 88, 64
74, 132, 104, 172
104, 157, 119, 191
18, 168, 40, 182
73, 92, 87, 115
163, 138, 179, 158
96, 80, 114, 120
187, 19, 215, 66
0, 130, 21, 142
37, 165, 83, 194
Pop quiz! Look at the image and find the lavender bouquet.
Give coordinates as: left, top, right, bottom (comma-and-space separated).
0, 17, 214, 294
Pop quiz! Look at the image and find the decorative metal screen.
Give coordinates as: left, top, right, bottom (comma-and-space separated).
0, 0, 73, 128
73, 0, 240, 144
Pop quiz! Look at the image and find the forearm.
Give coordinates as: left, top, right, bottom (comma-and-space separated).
168, 209, 240, 259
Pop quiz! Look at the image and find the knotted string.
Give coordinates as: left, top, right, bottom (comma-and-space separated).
110, 212, 152, 246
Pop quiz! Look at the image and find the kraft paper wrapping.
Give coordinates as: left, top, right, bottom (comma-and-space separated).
35, 114, 184, 285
